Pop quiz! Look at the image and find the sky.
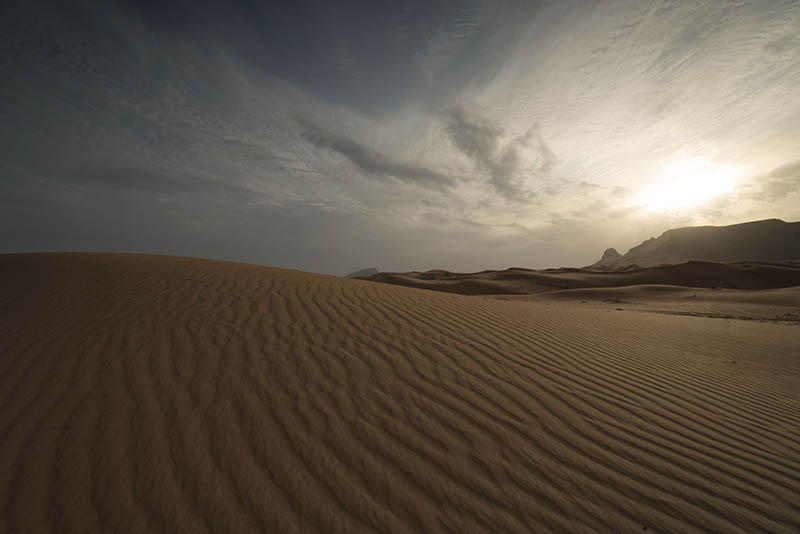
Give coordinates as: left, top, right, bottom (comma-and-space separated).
2, 0, 799, 274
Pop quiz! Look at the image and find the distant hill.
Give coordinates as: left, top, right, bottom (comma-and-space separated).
346, 267, 379, 278
362, 261, 800, 295
352, 219, 800, 296
592, 248, 623, 268
590, 219, 800, 268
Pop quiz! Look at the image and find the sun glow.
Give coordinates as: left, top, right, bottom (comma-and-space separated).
635, 158, 740, 212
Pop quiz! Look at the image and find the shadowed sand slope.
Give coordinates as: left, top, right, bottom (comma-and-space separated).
1, 253, 799, 533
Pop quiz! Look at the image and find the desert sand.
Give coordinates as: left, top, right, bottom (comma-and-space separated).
2, 253, 799, 533
363, 260, 800, 296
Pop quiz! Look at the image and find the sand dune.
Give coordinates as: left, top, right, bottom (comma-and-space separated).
364, 260, 800, 296
2, 253, 799, 533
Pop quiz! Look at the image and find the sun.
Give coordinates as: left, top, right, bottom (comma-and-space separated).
635, 158, 740, 212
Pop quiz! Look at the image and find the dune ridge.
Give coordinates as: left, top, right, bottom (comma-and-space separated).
1, 253, 799, 533
363, 260, 800, 296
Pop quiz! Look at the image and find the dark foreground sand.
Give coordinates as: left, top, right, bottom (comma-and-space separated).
1, 253, 799, 533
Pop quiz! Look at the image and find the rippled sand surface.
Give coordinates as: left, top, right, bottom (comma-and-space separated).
2, 253, 799, 533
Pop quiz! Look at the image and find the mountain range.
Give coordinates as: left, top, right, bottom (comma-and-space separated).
589, 219, 800, 268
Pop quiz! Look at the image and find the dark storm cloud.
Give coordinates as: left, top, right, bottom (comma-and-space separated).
442, 108, 555, 201
301, 126, 453, 189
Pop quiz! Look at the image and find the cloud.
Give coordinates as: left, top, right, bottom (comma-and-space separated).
300, 126, 453, 189
4, 0, 800, 275
755, 160, 800, 200
764, 33, 800, 54
442, 108, 555, 201
71, 164, 263, 202
415, 2, 496, 81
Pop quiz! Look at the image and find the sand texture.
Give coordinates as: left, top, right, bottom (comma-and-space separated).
2, 253, 799, 533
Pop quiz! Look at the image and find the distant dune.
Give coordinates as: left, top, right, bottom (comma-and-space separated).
590, 218, 800, 268
346, 267, 379, 278
364, 260, 800, 296
2, 253, 800, 533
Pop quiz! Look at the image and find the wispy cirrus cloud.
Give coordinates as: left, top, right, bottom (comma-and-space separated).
415, 1, 498, 81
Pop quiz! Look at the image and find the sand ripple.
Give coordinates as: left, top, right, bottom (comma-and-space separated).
1, 253, 799, 533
